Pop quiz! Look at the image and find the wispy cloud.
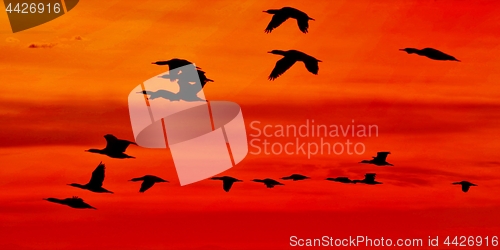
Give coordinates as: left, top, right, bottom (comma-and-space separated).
28, 43, 57, 49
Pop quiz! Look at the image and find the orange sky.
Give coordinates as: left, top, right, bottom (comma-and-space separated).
1, 0, 500, 249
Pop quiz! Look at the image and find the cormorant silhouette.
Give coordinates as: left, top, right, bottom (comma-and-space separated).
44, 196, 96, 209
252, 178, 284, 188
129, 175, 168, 193
360, 152, 393, 166
281, 174, 310, 181
68, 162, 113, 194
352, 173, 383, 185
452, 181, 477, 193
326, 177, 354, 184
161, 69, 213, 88
85, 134, 136, 159
268, 50, 321, 80
399, 48, 460, 62
263, 7, 314, 33
152, 58, 201, 76
211, 176, 242, 192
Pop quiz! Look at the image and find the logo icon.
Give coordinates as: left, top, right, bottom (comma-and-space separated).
128, 65, 248, 186
3, 0, 79, 33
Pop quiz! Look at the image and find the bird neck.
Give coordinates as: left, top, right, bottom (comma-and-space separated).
265, 9, 280, 14
271, 50, 287, 56
405, 48, 421, 54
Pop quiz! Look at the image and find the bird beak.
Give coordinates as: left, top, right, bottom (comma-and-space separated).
309, 17, 315, 21
399, 49, 405, 51
267, 51, 272, 53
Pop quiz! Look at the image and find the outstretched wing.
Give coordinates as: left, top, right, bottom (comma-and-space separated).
303, 58, 320, 74
269, 57, 296, 80
88, 162, 105, 187
376, 152, 390, 161
365, 173, 376, 182
265, 14, 289, 33
422, 48, 459, 61
139, 180, 155, 193
222, 180, 234, 192
297, 18, 309, 33
104, 134, 136, 153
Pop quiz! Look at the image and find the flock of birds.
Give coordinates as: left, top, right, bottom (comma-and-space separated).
45, 137, 476, 210
44, 6, 475, 210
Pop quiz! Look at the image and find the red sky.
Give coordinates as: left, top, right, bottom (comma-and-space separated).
1, 0, 500, 249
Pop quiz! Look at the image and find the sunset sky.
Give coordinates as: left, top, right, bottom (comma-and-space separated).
1, 0, 500, 249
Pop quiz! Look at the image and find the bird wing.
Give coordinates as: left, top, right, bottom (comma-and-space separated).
104, 134, 136, 153
422, 48, 458, 60
88, 162, 105, 187
265, 14, 289, 33
296, 18, 309, 33
365, 174, 376, 182
376, 152, 390, 161
303, 58, 320, 75
269, 57, 296, 80
222, 180, 234, 192
139, 180, 155, 193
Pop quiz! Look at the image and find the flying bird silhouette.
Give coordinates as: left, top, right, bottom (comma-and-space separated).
211, 176, 242, 192
326, 177, 354, 184
263, 7, 315, 33
68, 162, 113, 194
44, 196, 96, 209
268, 50, 321, 80
399, 48, 460, 62
85, 134, 136, 159
281, 174, 310, 181
252, 178, 284, 188
161, 69, 213, 88
352, 173, 383, 185
152, 58, 201, 69
360, 152, 393, 166
452, 181, 477, 193
152, 58, 201, 76
129, 175, 168, 193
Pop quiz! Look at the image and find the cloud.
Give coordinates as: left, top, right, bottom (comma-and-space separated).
27, 35, 86, 49
28, 43, 57, 49
5, 37, 20, 43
